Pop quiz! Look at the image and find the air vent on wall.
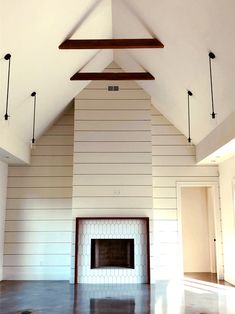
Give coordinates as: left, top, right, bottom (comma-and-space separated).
108, 85, 119, 91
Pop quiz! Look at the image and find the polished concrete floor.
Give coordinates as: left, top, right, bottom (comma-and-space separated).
185, 272, 234, 286
1, 279, 235, 313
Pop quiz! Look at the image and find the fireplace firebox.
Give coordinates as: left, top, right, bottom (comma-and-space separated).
91, 239, 134, 269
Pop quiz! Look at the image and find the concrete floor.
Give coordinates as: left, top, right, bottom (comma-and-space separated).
1, 279, 235, 313
185, 272, 234, 286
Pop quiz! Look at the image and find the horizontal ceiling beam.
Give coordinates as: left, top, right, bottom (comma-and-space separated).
70, 72, 155, 81
59, 38, 164, 49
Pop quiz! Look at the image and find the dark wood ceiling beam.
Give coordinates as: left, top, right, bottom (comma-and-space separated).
70, 72, 155, 81
59, 38, 164, 49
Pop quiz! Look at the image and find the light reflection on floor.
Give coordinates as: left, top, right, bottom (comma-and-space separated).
154, 278, 235, 313
1, 279, 235, 313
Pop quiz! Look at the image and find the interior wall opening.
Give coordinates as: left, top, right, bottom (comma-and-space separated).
180, 186, 217, 282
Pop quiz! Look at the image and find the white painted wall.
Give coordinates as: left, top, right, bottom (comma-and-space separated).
219, 156, 235, 285
196, 111, 235, 164
0, 160, 8, 281
181, 187, 210, 272
3, 107, 74, 280
151, 105, 219, 280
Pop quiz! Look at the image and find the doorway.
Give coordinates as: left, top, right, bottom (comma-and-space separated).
177, 182, 223, 281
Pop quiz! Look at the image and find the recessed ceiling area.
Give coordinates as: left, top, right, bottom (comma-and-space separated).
1, 0, 235, 164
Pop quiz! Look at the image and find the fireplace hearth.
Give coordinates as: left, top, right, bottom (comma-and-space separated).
91, 239, 134, 269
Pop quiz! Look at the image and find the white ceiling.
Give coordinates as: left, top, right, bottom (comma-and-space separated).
1, 0, 235, 160
0, 0, 113, 144
113, 0, 235, 144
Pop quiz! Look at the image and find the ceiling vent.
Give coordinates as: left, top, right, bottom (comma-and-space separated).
108, 85, 119, 91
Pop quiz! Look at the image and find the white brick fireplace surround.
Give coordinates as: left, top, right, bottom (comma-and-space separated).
75, 218, 149, 284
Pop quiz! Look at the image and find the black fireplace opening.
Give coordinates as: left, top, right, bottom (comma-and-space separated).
91, 239, 134, 269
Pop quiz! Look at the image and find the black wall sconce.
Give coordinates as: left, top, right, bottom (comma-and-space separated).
31, 92, 37, 145
187, 90, 193, 143
208, 52, 216, 119
4, 53, 11, 120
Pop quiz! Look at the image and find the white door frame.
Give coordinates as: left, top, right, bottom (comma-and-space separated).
176, 181, 223, 280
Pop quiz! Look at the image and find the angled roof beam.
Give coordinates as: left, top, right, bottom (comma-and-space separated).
59, 38, 164, 49
70, 72, 155, 81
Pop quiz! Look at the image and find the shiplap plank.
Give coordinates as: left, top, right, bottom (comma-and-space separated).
5, 220, 72, 232
154, 220, 178, 232
75, 120, 151, 131
73, 186, 152, 197
155, 243, 179, 255
3, 267, 70, 280
152, 166, 218, 177
152, 145, 195, 156
155, 255, 180, 268
153, 187, 176, 198
77, 99, 150, 109
153, 209, 177, 220
153, 176, 219, 187
73, 197, 152, 209
72, 208, 152, 219
152, 125, 181, 135
73, 174, 152, 186
75, 110, 150, 121
154, 231, 178, 243
152, 135, 188, 145
37, 136, 73, 146
152, 155, 196, 166
6, 209, 71, 221
7, 198, 72, 210
46, 125, 74, 135
7, 187, 72, 199
31, 156, 73, 166
4, 243, 71, 255
74, 152, 152, 163
74, 131, 151, 142
8, 177, 72, 188
8, 166, 72, 177
151, 116, 171, 125
153, 198, 177, 209
4, 255, 70, 266
32, 146, 73, 156
74, 142, 151, 153
5, 232, 71, 243
77, 89, 150, 100
73, 164, 151, 175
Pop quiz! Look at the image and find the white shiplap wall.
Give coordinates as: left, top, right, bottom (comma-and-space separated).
3, 62, 220, 282
0, 160, 8, 281
72, 81, 152, 217
4, 107, 74, 280
151, 105, 219, 279
71, 65, 153, 282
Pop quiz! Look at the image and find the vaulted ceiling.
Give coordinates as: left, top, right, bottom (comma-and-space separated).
1, 0, 235, 163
